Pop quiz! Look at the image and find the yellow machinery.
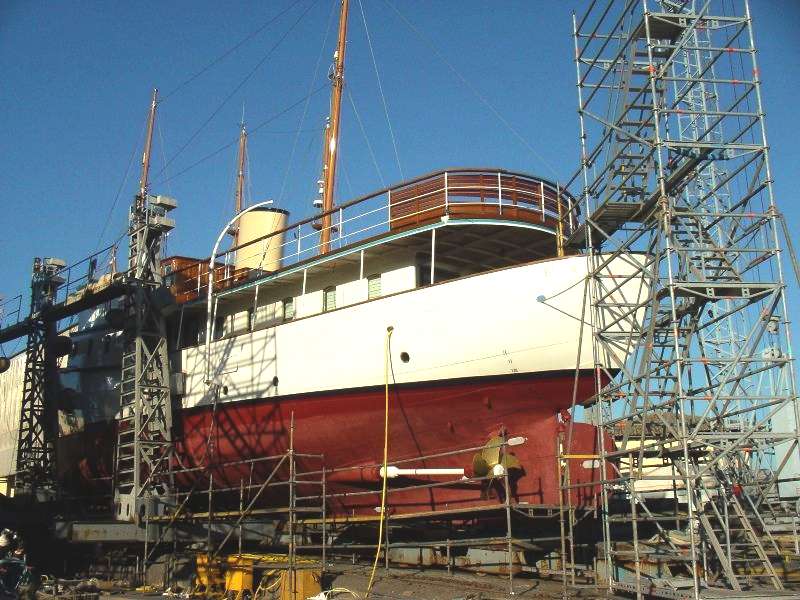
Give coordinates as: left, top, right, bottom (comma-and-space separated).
196, 553, 321, 600
194, 554, 226, 597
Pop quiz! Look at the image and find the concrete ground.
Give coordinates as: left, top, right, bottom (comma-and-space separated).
325, 564, 608, 599
95, 561, 611, 600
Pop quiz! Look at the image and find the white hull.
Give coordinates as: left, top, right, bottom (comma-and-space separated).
181, 254, 645, 408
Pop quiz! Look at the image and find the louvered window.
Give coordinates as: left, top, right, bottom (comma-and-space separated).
323, 287, 336, 312
283, 297, 295, 321
367, 274, 381, 299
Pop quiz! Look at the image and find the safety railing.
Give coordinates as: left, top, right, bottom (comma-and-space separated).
0, 294, 23, 329
56, 243, 120, 307
0, 243, 120, 332
167, 168, 577, 304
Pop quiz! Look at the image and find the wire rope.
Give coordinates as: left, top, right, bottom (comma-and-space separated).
347, 87, 385, 188
357, 0, 403, 180
94, 118, 147, 251
153, 0, 319, 180
154, 84, 328, 187
160, 0, 305, 103
278, 0, 337, 204
382, 0, 560, 181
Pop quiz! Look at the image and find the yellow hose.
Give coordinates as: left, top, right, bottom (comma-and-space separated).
366, 326, 393, 596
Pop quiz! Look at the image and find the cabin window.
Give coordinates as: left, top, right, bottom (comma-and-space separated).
213, 315, 224, 340
163, 264, 174, 288
283, 298, 295, 321
323, 286, 336, 312
367, 274, 382, 299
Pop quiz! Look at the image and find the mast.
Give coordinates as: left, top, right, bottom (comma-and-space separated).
139, 88, 158, 201
318, 0, 349, 255
231, 123, 248, 242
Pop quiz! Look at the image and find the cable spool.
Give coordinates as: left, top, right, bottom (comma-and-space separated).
0, 357, 10, 374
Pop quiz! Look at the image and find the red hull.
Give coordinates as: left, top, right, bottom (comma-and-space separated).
174, 371, 606, 515
61, 371, 607, 516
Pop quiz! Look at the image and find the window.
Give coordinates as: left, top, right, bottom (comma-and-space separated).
163, 264, 174, 288
323, 286, 336, 312
283, 297, 295, 321
367, 274, 382, 299
213, 315, 225, 340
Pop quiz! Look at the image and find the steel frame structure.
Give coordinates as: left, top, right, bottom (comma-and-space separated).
562, 0, 800, 597
14, 257, 65, 499
114, 90, 178, 522
113, 192, 176, 521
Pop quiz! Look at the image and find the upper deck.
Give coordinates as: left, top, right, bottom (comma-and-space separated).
166, 168, 578, 307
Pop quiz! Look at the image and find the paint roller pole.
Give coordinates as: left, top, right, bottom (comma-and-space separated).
204, 200, 273, 386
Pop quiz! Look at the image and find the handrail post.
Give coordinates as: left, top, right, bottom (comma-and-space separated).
540, 180, 545, 220
497, 171, 503, 216
557, 185, 565, 258
430, 229, 436, 285
444, 172, 449, 214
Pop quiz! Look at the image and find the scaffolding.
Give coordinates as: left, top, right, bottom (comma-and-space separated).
141, 414, 327, 597
137, 420, 588, 597
562, 1, 800, 598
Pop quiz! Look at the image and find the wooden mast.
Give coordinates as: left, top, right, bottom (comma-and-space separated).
138, 88, 158, 201
231, 123, 248, 243
318, 0, 349, 255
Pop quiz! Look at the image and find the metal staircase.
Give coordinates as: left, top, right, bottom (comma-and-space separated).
563, 2, 799, 597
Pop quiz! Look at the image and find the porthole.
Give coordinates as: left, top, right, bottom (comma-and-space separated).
400, 352, 410, 363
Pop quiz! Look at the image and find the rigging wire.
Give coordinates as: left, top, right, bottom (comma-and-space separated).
278, 0, 337, 205
153, 0, 319, 181
382, 0, 560, 181
157, 119, 174, 199
347, 87, 385, 188
156, 119, 175, 255
357, 0, 404, 180
160, 0, 305, 103
94, 117, 147, 252
153, 84, 328, 187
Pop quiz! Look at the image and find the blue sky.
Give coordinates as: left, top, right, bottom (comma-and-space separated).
1, 1, 798, 351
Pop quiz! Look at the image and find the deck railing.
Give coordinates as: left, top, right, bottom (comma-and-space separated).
0, 169, 577, 328
168, 168, 577, 303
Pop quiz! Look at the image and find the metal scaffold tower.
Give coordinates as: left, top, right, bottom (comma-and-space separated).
564, 0, 800, 597
14, 257, 65, 500
114, 88, 178, 521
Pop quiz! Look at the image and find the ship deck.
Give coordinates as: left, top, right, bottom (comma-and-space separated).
164, 168, 578, 310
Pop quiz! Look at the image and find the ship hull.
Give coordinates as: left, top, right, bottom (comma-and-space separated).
172, 369, 605, 515
60, 369, 604, 516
